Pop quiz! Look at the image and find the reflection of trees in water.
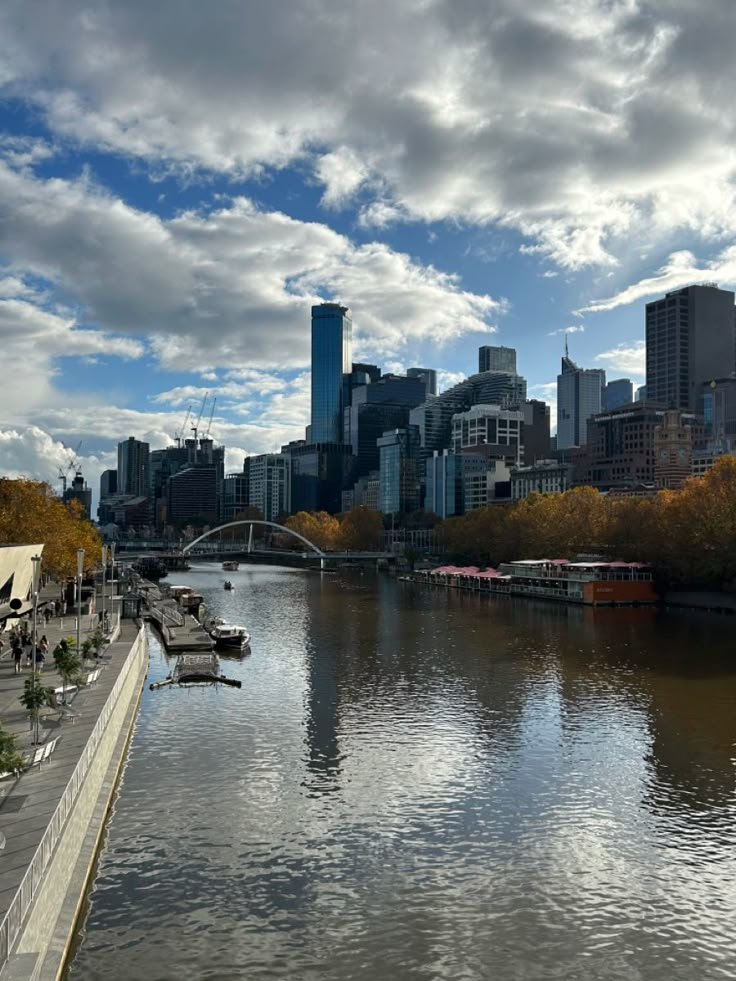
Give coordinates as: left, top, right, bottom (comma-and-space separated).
301, 575, 736, 815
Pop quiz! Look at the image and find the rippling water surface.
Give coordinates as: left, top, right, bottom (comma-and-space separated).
67, 565, 736, 980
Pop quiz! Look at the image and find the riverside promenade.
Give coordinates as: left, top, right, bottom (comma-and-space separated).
0, 611, 148, 980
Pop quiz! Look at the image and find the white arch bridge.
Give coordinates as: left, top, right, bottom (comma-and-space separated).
181, 520, 329, 568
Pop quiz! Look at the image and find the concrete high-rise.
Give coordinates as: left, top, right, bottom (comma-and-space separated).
645, 284, 736, 412
117, 437, 150, 497
556, 356, 605, 449
311, 302, 352, 443
479, 346, 517, 374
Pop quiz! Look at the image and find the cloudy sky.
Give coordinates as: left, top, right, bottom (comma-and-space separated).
2, 0, 735, 502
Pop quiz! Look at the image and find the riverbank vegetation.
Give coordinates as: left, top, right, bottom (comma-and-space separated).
0, 478, 102, 579
286, 506, 383, 551
437, 456, 736, 586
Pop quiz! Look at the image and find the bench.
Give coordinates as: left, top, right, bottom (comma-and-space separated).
50, 688, 79, 722
83, 668, 102, 687
0, 737, 59, 779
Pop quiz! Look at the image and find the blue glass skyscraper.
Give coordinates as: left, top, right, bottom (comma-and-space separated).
311, 302, 352, 443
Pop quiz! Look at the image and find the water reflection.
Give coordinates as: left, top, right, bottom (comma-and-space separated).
68, 566, 736, 981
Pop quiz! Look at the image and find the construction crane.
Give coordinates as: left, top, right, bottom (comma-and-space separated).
204, 397, 217, 439
191, 393, 208, 443
57, 441, 82, 494
174, 405, 192, 447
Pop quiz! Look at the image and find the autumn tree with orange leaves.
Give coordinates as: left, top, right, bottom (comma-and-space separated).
0, 479, 102, 580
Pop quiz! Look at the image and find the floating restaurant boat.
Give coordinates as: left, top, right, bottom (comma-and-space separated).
222, 560, 239, 571
414, 559, 658, 607
205, 616, 251, 651
149, 653, 241, 690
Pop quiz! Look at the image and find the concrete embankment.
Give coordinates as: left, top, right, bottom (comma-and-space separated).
0, 621, 148, 981
664, 590, 736, 614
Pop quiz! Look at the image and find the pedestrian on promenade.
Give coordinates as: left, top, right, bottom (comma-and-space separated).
22, 630, 33, 669
43, 606, 51, 626
34, 644, 45, 672
12, 635, 22, 674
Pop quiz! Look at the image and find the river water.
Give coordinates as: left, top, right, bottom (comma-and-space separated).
67, 564, 736, 981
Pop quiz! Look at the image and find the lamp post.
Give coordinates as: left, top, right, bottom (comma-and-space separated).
101, 544, 108, 634
31, 554, 42, 668
76, 548, 85, 659
109, 542, 116, 630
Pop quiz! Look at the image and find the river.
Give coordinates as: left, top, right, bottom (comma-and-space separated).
67, 564, 736, 981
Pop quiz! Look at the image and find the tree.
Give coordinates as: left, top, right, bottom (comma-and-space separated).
0, 478, 102, 580
0, 723, 25, 776
20, 672, 53, 745
338, 507, 383, 551
286, 511, 341, 551
53, 637, 83, 701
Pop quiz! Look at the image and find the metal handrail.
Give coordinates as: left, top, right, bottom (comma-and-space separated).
0, 626, 146, 968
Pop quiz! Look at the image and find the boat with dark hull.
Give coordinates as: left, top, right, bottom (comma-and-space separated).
223, 580, 233, 590
222, 560, 239, 571
149, 653, 241, 690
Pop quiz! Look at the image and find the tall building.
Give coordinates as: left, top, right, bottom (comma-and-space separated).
117, 437, 150, 497
602, 379, 634, 410
407, 367, 438, 397
99, 469, 117, 498
645, 284, 736, 412
290, 442, 352, 514
522, 400, 551, 463
451, 404, 523, 462
479, 345, 517, 374
162, 437, 225, 528
377, 426, 421, 515
556, 355, 605, 449
311, 302, 352, 443
248, 454, 291, 521
345, 374, 426, 480
222, 469, 251, 522
63, 471, 92, 520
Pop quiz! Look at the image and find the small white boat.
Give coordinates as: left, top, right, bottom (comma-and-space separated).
205, 617, 251, 651
222, 560, 239, 571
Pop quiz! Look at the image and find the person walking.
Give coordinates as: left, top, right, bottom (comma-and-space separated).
11, 635, 22, 674
43, 606, 51, 626
34, 642, 45, 672
22, 630, 33, 670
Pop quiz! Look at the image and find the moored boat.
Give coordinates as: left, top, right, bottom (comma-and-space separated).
205, 616, 251, 650
222, 560, 239, 571
149, 653, 242, 690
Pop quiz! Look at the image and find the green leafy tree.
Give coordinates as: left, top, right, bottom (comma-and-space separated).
53, 637, 83, 700
0, 723, 25, 776
20, 672, 53, 745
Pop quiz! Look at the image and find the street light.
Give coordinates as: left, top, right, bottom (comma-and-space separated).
109, 542, 116, 630
31, 554, 42, 668
101, 544, 108, 634
76, 548, 85, 660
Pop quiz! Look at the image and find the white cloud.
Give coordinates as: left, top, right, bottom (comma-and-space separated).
547, 324, 585, 336
577, 247, 736, 313
595, 340, 646, 378
3, 1, 736, 267
0, 163, 502, 372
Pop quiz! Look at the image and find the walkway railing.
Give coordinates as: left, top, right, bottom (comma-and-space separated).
0, 626, 146, 969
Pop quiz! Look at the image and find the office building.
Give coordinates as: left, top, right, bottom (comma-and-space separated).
290, 442, 352, 514
698, 377, 736, 446
479, 345, 517, 374
222, 469, 251, 523
99, 469, 117, 498
645, 283, 736, 412
574, 402, 700, 490
602, 379, 634, 410
378, 426, 421, 515
248, 454, 291, 522
451, 404, 524, 461
345, 374, 426, 479
117, 437, 150, 497
311, 302, 352, 443
167, 467, 219, 526
407, 367, 438, 397
462, 458, 512, 511
522, 400, 551, 463
511, 460, 574, 500
556, 355, 605, 449
426, 450, 488, 518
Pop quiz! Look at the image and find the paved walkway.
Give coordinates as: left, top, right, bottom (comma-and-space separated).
0, 610, 140, 925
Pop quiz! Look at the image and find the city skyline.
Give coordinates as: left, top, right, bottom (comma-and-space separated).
2, 1, 736, 498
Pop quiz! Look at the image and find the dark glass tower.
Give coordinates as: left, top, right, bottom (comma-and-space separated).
311, 303, 352, 443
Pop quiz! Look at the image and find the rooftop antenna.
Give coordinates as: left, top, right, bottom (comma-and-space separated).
565, 336, 569, 360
